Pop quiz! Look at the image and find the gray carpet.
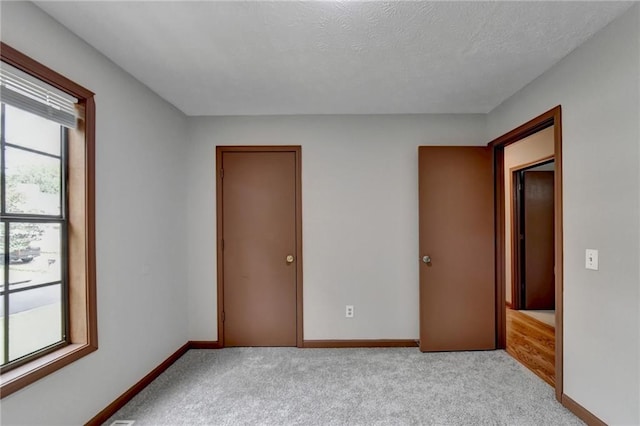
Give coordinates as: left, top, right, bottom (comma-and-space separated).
104, 348, 583, 426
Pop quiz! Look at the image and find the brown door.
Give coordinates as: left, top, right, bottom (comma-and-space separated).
418, 147, 495, 352
522, 171, 555, 310
221, 150, 298, 346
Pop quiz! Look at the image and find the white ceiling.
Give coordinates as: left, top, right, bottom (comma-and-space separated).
36, 1, 632, 116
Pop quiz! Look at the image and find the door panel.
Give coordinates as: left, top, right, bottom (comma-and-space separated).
222, 151, 297, 346
523, 171, 555, 310
418, 147, 495, 352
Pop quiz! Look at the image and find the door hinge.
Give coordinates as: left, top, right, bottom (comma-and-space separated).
220, 168, 224, 179
221, 312, 225, 322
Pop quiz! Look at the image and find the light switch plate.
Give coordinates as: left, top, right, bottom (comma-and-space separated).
585, 249, 598, 270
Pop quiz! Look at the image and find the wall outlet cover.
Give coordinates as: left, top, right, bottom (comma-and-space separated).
345, 305, 354, 318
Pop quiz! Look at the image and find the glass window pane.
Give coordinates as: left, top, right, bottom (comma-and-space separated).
8, 284, 62, 362
5, 146, 61, 216
4, 104, 61, 156
0, 298, 4, 365
9, 223, 61, 289
0, 223, 5, 294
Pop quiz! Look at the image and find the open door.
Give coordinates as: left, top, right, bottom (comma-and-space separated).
418, 147, 495, 352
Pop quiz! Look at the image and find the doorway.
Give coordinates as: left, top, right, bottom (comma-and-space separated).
491, 106, 563, 401
506, 159, 556, 387
215, 146, 303, 347
513, 160, 555, 312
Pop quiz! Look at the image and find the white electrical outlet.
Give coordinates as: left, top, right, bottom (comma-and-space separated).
585, 249, 599, 270
345, 305, 354, 318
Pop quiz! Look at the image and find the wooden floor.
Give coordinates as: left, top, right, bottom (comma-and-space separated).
506, 308, 555, 386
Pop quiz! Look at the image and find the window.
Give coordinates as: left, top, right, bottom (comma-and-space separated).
0, 103, 69, 370
0, 43, 96, 398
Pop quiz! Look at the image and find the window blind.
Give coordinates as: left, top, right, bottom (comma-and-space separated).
0, 61, 78, 128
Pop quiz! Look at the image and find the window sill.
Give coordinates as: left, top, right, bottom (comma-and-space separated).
0, 342, 97, 398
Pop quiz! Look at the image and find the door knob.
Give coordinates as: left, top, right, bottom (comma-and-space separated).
286, 254, 295, 264
422, 255, 432, 264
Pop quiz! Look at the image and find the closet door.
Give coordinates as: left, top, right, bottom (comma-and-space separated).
219, 148, 300, 347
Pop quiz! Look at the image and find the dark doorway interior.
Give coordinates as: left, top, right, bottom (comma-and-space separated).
514, 161, 555, 310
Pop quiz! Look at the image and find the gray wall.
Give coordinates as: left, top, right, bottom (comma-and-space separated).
0, 3, 189, 424
186, 114, 486, 340
488, 5, 640, 424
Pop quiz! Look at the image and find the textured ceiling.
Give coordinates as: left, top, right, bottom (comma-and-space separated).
36, 1, 632, 116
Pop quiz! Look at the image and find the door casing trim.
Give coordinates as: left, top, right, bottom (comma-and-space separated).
488, 105, 563, 401
215, 146, 303, 348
